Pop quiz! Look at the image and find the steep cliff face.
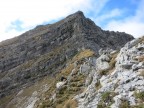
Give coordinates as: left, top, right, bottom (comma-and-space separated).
0, 11, 134, 108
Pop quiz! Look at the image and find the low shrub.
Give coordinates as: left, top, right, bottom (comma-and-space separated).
119, 100, 130, 108
134, 91, 144, 101
95, 80, 102, 90
97, 102, 106, 108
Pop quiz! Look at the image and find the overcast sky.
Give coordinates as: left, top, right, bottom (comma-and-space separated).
0, 0, 144, 42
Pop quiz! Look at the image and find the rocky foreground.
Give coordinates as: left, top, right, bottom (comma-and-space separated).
75, 36, 144, 108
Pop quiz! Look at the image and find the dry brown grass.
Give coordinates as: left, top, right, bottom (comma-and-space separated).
22, 77, 54, 97
61, 64, 74, 76
0, 94, 14, 107
137, 56, 144, 62
131, 104, 144, 108
139, 69, 144, 77
140, 72, 144, 77
37, 50, 93, 108
20, 59, 36, 69
72, 49, 95, 62
98, 69, 108, 76
109, 51, 118, 69
95, 80, 102, 90
63, 99, 78, 108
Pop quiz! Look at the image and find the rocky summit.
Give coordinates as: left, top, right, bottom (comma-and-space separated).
1, 11, 143, 108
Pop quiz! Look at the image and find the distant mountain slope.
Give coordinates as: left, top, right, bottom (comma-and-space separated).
0, 11, 134, 108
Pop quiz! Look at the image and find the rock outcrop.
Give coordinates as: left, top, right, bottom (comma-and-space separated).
75, 36, 144, 108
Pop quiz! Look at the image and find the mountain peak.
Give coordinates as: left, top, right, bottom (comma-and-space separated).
73, 11, 84, 17
0, 11, 135, 108
65, 10, 85, 20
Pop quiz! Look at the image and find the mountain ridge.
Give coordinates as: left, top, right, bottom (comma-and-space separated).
0, 11, 136, 108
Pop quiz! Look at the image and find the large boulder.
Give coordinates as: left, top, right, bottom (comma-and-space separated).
56, 81, 66, 90
96, 54, 110, 70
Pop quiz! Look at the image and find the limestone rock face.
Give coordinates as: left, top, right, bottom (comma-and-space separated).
0, 11, 134, 108
96, 54, 110, 70
75, 37, 144, 108
56, 81, 66, 90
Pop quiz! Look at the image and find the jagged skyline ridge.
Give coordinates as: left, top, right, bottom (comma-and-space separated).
0, 0, 144, 42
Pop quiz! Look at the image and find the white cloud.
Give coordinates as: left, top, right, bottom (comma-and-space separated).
105, 20, 144, 37
88, 0, 110, 15
0, 0, 88, 42
1, 0, 144, 42
104, 0, 144, 38
0, 0, 110, 42
95, 8, 123, 25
